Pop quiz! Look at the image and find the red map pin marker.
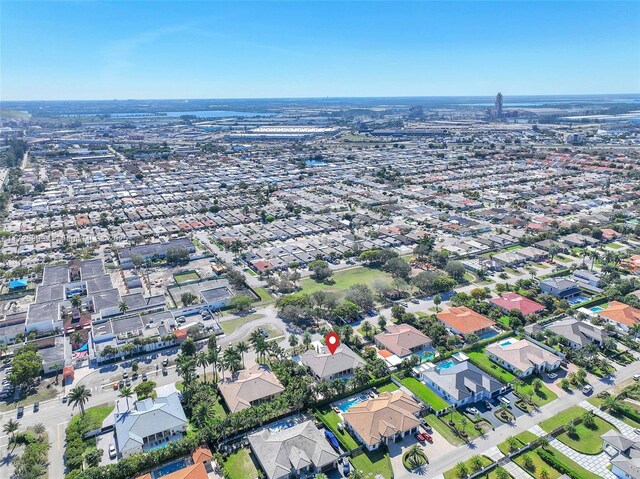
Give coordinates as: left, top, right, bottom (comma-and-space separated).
325, 332, 340, 355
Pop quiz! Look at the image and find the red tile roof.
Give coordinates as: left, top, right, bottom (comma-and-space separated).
490, 293, 545, 316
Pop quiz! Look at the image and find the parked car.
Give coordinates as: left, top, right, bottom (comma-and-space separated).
582, 385, 593, 395
176, 316, 186, 323
62, 395, 68, 403
423, 424, 433, 433
343, 461, 350, 476
466, 407, 480, 416
109, 444, 117, 459
415, 433, 425, 442
162, 359, 169, 367
142, 373, 148, 381
122, 372, 128, 379
33, 402, 39, 412
162, 367, 168, 375
423, 433, 433, 442
633, 375, 640, 381
485, 400, 493, 410
17, 406, 23, 418
548, 373, 558, 379
499, 396, 511, 406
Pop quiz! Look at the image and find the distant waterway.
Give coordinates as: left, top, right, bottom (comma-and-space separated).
62, 110, 274, 118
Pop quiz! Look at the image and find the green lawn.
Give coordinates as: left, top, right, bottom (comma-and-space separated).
514, 449, 562, 479
606, 242, 624, 249
253, 286, 273, 302
315, 408, 359, 450
497, 430, 538, 455
424, 414, 464, 446
556, 415, 615, 454
540, 406, 586, 433
300, 266, 392, 297
220, 313, 265, 334
174, 271, 200, 283
69, 404, 114, 430
398, 376, 449, 411
442, 409, 487, 440
377, 382, 400, 393
517, 378, 558, 407
555, 254, 572, 263
351, 448, 393, 479
467, 351, 516, 383
542, 447, 604, 479
443, 455, 493, 479
223, 449, 259, 479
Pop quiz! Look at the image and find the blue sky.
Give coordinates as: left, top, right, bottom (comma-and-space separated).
1, 1, 639, 100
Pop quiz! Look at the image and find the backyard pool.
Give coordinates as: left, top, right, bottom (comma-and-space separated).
336, 394, 369, 412
269, 419, 295, 433
590, 306, 604, 313
436, 360, 457, 371
415, 350, 436, 362
567, 295, 590, 306
153, 458, 189, 479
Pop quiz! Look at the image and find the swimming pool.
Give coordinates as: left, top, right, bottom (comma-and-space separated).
567, 295, 590, 305
590, 306, 604, 313
436, 360, 457, 371
269, 419, 295, 433
336, 394, 369, 412
153, 459, 188, 479
415, 350, 436, 362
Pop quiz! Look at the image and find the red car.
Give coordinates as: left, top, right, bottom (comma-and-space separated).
414, 433, 425, 442
423, 433, 433, 442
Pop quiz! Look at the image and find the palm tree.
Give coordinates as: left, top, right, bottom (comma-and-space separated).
70, 331, 83, 349
192, 402, 215, 428
302, 331, 312, 351
512, 377, 524, 394
208, 347, 220, 384
361, 321, 373, 339
456, 461, 469, 478
288, 334, 298, 354
250, 331, 267, 363
532, 377, 543, 393
495, 467, 510, 479
348, 469, 365, 479
405, 444, 427, 468
470, 455, 483, 472
236, 341, 249, 368
70, 294, 82, 310
118, 300, 129, 315
588, 250, 599, 271
68, 385, 92, 416
507, 436, 519, 452
195, 352, 209, 380
3, 419, 19, 447
119, 387, 133, 410
176, 355, 196, 384
540, 468, 550, 479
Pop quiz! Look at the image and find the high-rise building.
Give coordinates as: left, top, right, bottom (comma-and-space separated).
495, 92, 503, 117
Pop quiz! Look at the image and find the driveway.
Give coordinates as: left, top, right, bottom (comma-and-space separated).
390, 425, 457, 479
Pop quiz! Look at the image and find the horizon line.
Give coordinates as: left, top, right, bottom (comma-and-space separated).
2, 92, 640, 104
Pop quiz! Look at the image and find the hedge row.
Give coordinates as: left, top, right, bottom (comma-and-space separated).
536, 448, 585, 479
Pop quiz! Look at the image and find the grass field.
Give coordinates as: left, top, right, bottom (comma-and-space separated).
540, 406, 586, 432
220, 313, 265, 334
467, 351, 516, 383
555, 415, 615, 454
542, 447, 603, 479
606, 242, 624, 249
377, 382, 400, 393
398, 376, 449, 411
351, 448, 393, 479
497, 430, 538, 455
443, 455, 493, 479
223, 449, 259, 479
69, 404, 114, 429
315, 407, 359, 449
424, 414, 464, 446
300, 266, 392, 297
174, 271, 200, 283
253, 287, 273, 303
514, 449, 562, 479
517, 378, 558, 407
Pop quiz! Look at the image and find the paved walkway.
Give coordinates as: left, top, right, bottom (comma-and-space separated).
548, 437, 615, 478
580, 400, 638, 439
530, 421, 615, 478
502, 461, 531, 479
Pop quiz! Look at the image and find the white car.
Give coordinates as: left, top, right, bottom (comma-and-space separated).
581, 385, 593, 395
499, 396, 511, 406
466, 407, 480, 416
109, 444, 117, 459
633, 375, 640, 381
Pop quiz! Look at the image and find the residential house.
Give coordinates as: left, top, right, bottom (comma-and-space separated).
492, 251, 527, 267
342, 391, 422, 451
374, 324, 433, 358
539, 278, 582, 299
486, 338, 561, 378
218, 364, 286, 413
490, 293, 546, 317
598, 301, 640, 333
572, 269, 602, 288
437, 307, 496, 339
621, 255, 640, 275
300, 342, 365, 381
601, 431, 640, 479
528, 318, 608, 350
413, 359, 502, 407
517, 246, 549, 262
114, 391, 187, 457
247, 420, 339, 479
